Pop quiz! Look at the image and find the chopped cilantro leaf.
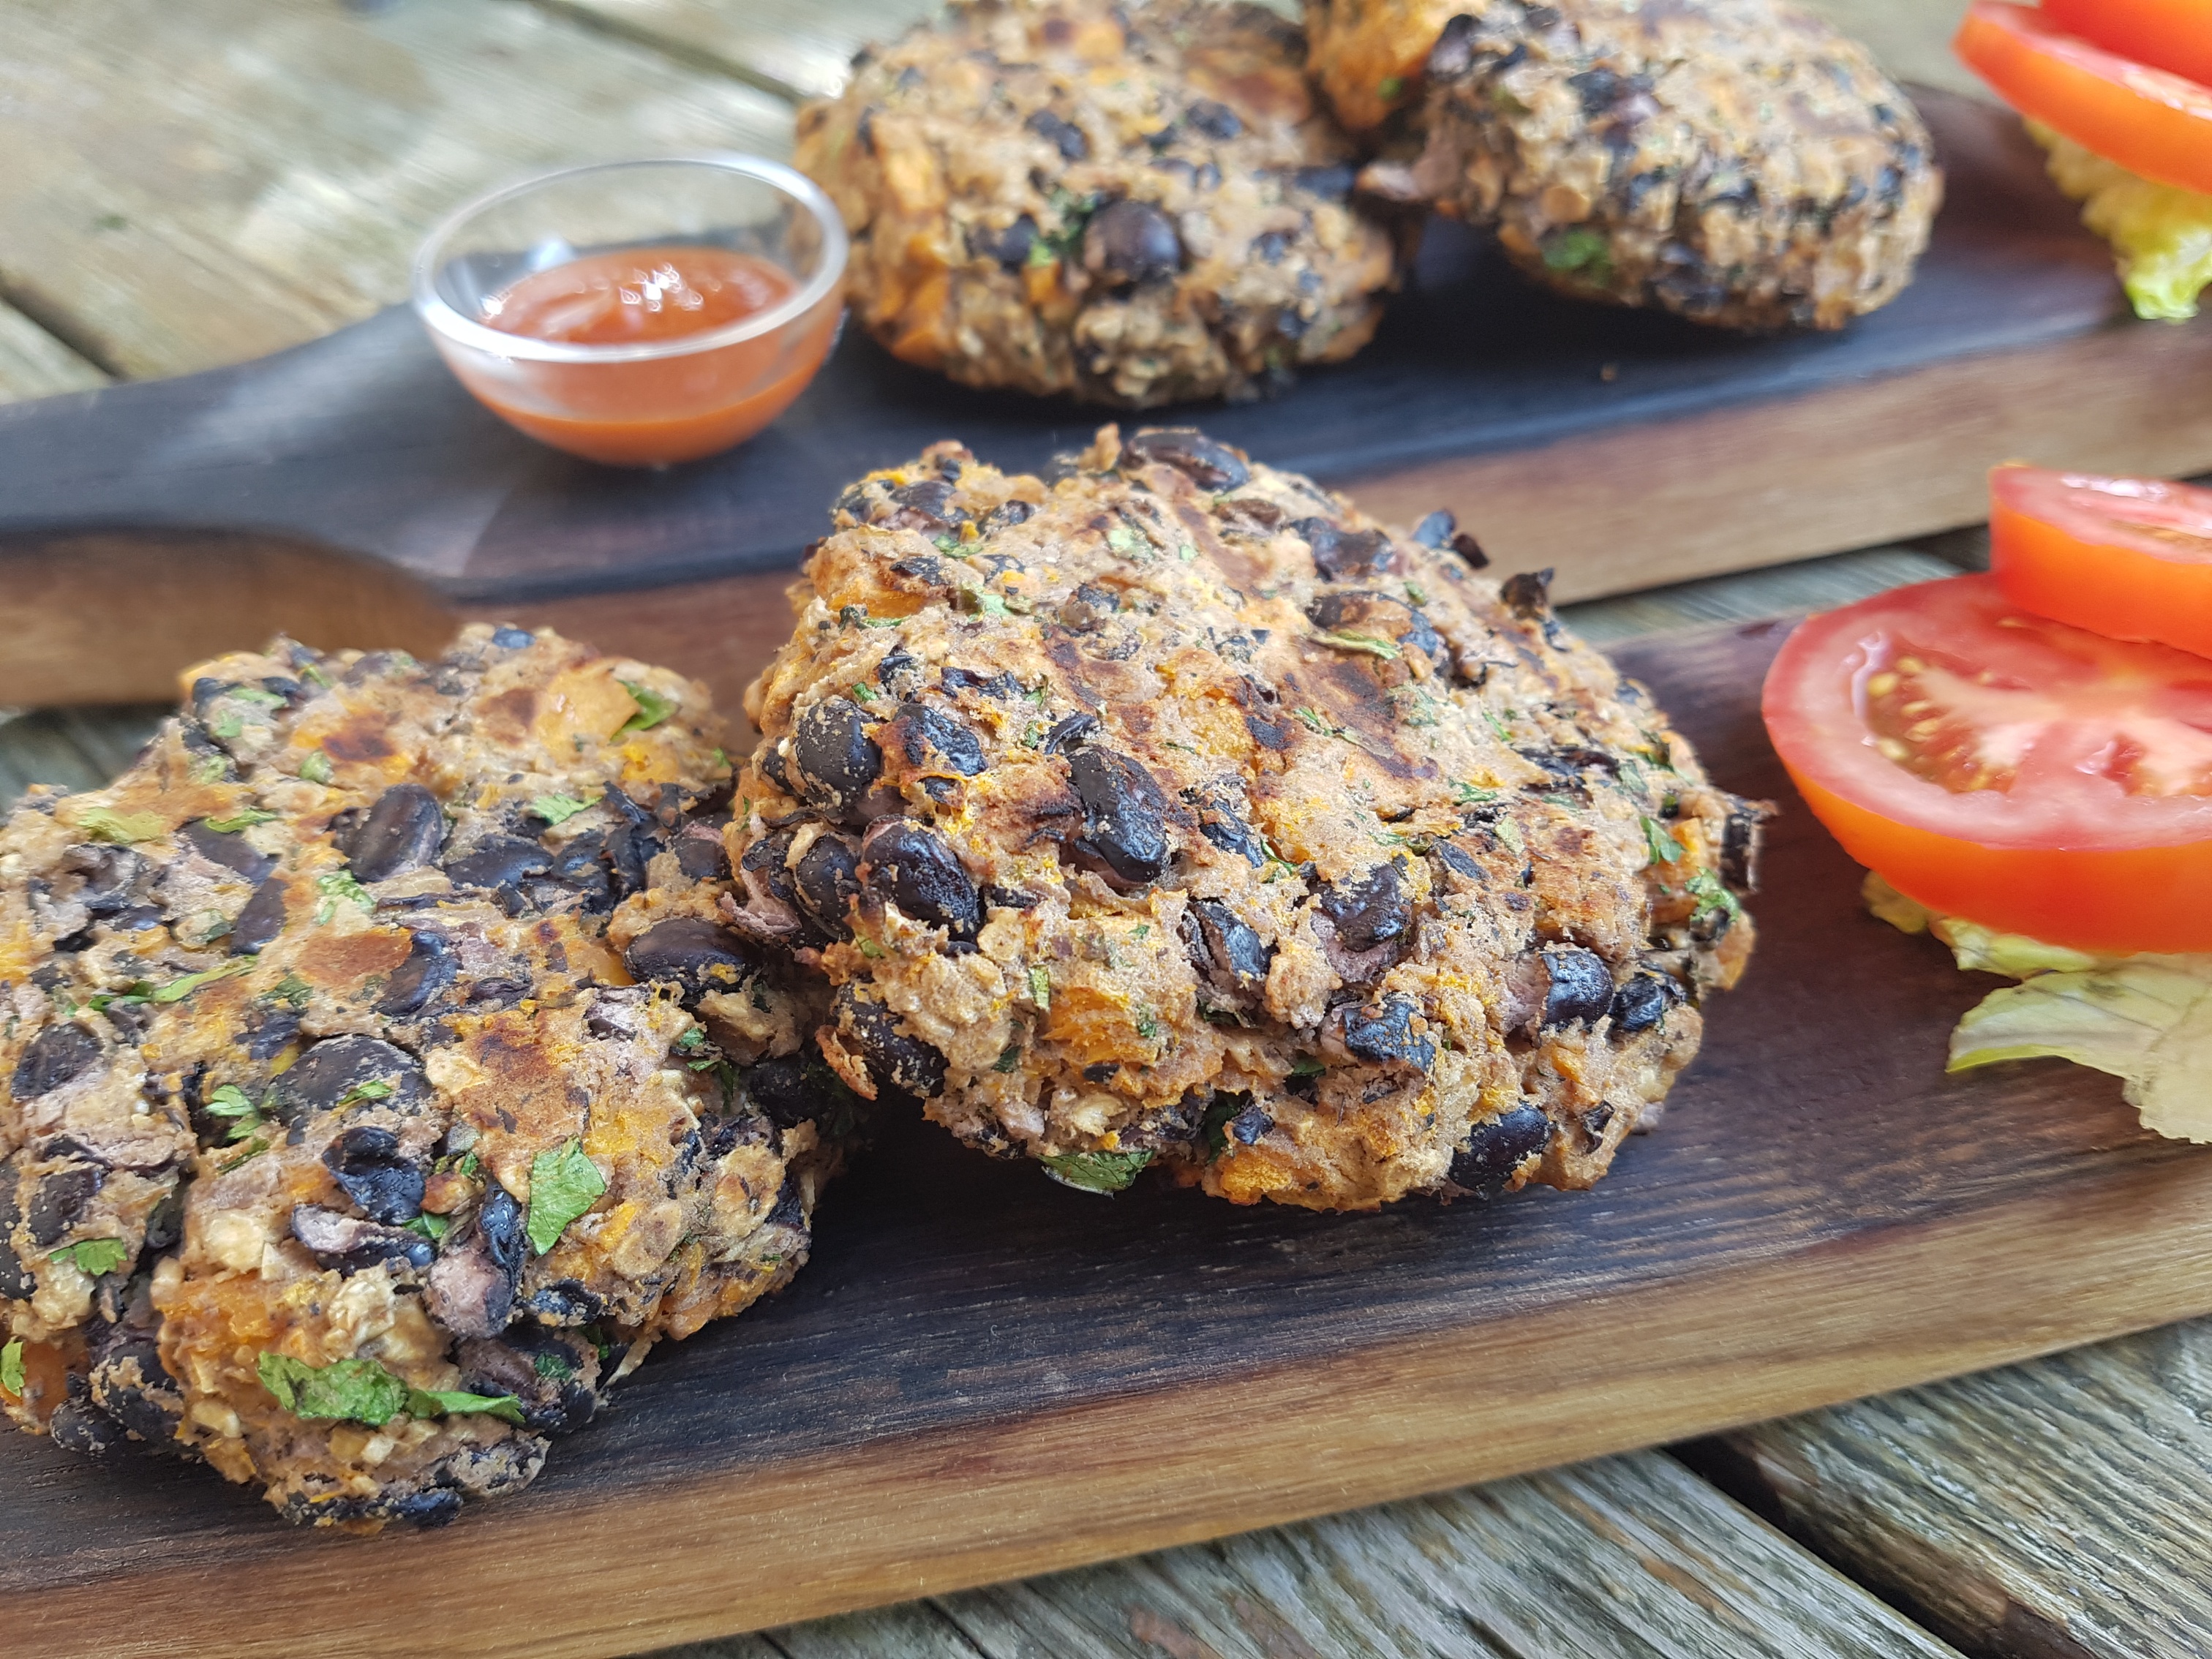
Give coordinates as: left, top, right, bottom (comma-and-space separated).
1040, 1149, 1153, 1195
1686, 870, 1743, 923
525, 1139, 607, 1256
402, 1213, 450, 1244
530, 791, 599, 826
334, 1077, 396, 1109
0, 1339, 22, 1397
1028, 966, 1052, 1007
204, 1083, 258, 1118
1642, 816, 1685, 867
315, 868, 372, 923
1201, 1091, 1251, 1159
1290, 1056, 1327, 1077
257, 1353, 411, 1426
1316, 630, 1402, 661
407, 1386, 525, 1426
1377, 74, 1404, 99
617, 680, 676, 734
217, 1136, 269, 1173
269, 972, 312, 1010
149, 959, 255, 1004
50, 1238, 128, 1277
78, 807, 165, 845
299, 750, 334, 784
995, 1043, 1023, 1072
190, 754, 230, 784
204, 808, 279, 833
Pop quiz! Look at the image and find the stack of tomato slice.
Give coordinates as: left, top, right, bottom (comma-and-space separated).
1955, 1, 2212, 319
1763, 465, 2212, 954
1957, 3, 2212, 197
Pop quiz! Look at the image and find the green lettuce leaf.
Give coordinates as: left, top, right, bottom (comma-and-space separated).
1864, 874, 2212, 1143
2032, 123, 2212, 322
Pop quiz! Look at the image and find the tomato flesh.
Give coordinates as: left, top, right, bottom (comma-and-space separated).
1990, 465, 2212, 661
2041, 0, 2212, 96
1761, 574, 2212, 952
1955, 2, 2212, 197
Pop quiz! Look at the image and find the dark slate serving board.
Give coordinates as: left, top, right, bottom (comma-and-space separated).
11, 621, 2211, 1659
2, 87, 2208, 635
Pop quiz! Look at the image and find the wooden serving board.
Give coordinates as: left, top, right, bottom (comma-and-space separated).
9, 89, 2212, 707
10, 619, 2212, 1659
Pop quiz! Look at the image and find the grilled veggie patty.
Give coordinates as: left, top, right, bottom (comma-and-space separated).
0, 627, 853, 1527
731, 425, 1762, 1211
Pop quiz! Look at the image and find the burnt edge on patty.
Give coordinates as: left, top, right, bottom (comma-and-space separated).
1, 627, 857, 1527
734, 425, 1765, 1211
794, 0, 1405, 406
1306, 0, 1941, 331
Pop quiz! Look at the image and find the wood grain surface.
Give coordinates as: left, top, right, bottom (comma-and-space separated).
683, 1452, 1964, 1659
1704, 1321, 2212, 1659
8, 616, 2211, 1659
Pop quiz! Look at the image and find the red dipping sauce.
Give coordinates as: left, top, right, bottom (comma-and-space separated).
437, 244, 840, 467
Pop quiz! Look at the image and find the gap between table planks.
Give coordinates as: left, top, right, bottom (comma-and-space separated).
11, 616, 2212, 1659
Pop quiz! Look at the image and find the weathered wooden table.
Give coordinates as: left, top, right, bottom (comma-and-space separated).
4, 2, 2208, 1655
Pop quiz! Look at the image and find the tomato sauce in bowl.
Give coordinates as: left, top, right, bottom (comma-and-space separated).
413, 159, 846, 467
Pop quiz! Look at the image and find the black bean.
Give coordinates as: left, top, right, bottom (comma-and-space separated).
480, 1184, 525, 1277
1610, 970, 1680, 1037
290, 1203, 434, 1274
742, 828, 802, 908
0, 1161, 31, 1299
836, 985, 947, 1099
794, 834, 862, 940
862, 819, 980, 933
522, 1279, 602, 1325
12, 1024, 102, 1099
547, 830, 617, 912
323, 1126, 426, 1224
790, 699, 883, 816
1184, 783, 1265, 867
341, 784, 447, 882
674, 832, 730, 882
940, 665, 1025, 699
1339, 994, 1436, 1071
1067, 747, 1172, 886
25, 1164, 104, 1247
243, 1004, 300, 1061
969, 213, 1039, 269
458, 1328, 600, 1435
1025, 108, 1090, 160
50, 1393, 128, 1457
377, 931, 455, 1017
272, 1034, 431, 1122
743, 1057, 816, 1129
982, 500, 1035, 534
1041, 712, 1101, 753
757, 740, 791, 793
228, 876, 287, 955
1121, 428, 1249, 491
877, 647, 925, 698
1318, 860, 1410, 952
1500, 569, 1554, 620
1294, 518, 1397, 581
1084, 198, 1181, 285
1252, 228, 1291, 264
1230, 1105, 1273, 1146
765, 1169, 808, 1230
1412, 510, 1457, 549
1426, 11, 1479, 77
87, 1331, 182, 1446
1721, 802, 1767, 893
490, 625, 534, 648
1451, 531, 1490, 569
1432, 839, 1483, 881
899, 702, 986, 775
1541, 947, 1615, 1029
1448, 1104, 1554, 1196
444, 835, 552, 893
1292, 164, 1355, 201
177, 819, 276, 882
1184, 98, 1241, 139
67, 846, 143, 914
625, 917, 757, 1004
1184, 898, 1273, 997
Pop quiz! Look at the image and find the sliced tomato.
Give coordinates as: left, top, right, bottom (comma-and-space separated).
1955, 2, 2212, 198
2042, 0, 2212, 97
1990, 465, 2212, 660
1762, 574, 2212, 953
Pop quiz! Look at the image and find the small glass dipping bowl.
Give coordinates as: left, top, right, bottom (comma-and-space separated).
410, 157, 846, 467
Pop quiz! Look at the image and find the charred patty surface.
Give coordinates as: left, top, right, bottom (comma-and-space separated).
736, 426, 1762, 1211
1306, 0, 1941, 331
0, 628, 854, 1527
794, 0, 1403, 406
